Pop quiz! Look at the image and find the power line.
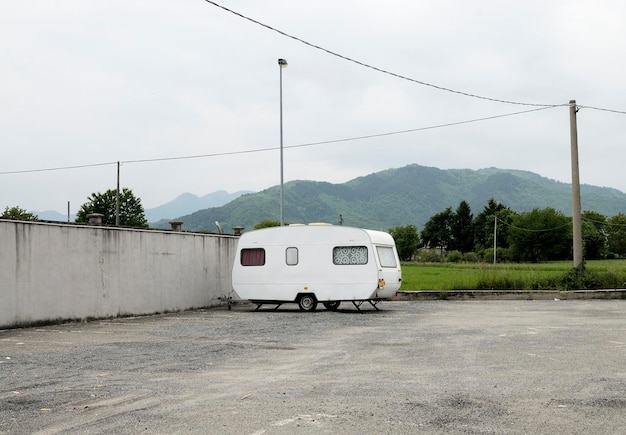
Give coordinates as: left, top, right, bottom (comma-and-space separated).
577, 105, 626, 115
203, 1, 626, 116
203, 0, 565, 108
122, 147, 277, 165
498, 215, 626, 232
582, 216, 626, 228
0, 161, 117, 175
508, 222, 572, 233
0, 106, 559, 175
288, 106, 558, 149
497, 217, 571, 233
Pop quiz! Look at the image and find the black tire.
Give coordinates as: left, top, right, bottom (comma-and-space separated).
298, 294, 317, 312
323, 301, 341, 311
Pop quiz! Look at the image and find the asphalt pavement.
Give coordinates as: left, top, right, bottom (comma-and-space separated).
1, 299, 625, 434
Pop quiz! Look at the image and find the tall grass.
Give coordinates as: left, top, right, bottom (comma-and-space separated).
400, 260, 626, 291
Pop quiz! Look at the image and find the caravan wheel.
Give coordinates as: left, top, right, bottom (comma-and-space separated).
298, 294, 317, 312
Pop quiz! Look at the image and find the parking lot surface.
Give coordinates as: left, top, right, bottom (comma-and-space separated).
1, 300, 626, 434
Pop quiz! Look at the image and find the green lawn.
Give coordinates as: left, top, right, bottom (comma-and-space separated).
400, 260, 626, 291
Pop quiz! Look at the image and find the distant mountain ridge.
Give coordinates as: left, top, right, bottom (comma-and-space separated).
144, 190, 252, 222
150, 164, 626, 233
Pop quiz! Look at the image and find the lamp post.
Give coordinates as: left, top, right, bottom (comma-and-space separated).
278, 58, 288, 226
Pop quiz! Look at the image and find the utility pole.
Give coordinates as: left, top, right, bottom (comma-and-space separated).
278, 58, 288, 226
493, 215, 497, 265
116, 161, 120, 226
569, 100, 583, 270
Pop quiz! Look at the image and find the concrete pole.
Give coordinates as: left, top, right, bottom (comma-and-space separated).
569, 100, 584, 270
116, 161, 120, 226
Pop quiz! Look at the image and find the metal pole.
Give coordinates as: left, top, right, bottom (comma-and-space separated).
116, 161, 120, 226
278, 58, 287, 226
569, 100, 583, 270
493, 215, 497, 265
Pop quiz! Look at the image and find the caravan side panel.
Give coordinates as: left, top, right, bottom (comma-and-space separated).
232, 226, 401, 302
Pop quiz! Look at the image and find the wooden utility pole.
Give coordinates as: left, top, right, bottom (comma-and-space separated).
569, 100, 583, 270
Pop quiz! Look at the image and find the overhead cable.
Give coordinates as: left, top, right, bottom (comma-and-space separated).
0, 106, 558, 175
0, 161, 117, 175
203, 0, 564, 108
577, 105, 626, 115
286, 106, 558, 149
582, 216, 626, 228
497, 217, 571, 233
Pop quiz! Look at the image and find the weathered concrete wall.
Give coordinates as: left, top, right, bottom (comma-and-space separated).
0, 219, 238, 328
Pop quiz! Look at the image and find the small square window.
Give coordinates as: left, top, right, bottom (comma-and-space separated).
286, 247, 298, 265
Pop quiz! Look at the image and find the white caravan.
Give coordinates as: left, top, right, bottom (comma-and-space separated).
231, 224, 402, 311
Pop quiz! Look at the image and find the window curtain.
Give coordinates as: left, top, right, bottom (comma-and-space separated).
241, 248, 265, 266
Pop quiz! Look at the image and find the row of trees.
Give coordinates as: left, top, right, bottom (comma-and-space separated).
6, 190, 626, 264
3, 188, 148, 228
390, 199, 626, 263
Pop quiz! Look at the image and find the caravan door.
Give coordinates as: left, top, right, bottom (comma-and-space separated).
372, 244, 402, 298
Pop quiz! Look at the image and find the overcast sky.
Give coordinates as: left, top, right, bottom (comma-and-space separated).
2, 0, 625, 215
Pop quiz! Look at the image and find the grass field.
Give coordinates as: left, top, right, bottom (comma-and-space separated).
400, 260, 626, 291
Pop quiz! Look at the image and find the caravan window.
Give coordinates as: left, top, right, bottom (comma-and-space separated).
333, 246, 368, 265
241, 248, 265, 266
376, 246, 397, 268
286, 247, 298, 266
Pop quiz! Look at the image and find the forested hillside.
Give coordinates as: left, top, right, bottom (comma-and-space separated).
151, 164, 626, 233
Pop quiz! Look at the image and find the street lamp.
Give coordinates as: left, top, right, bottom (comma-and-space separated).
278, 58, 288, 226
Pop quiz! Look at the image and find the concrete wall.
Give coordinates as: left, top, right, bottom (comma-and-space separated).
0, 219, 238, 328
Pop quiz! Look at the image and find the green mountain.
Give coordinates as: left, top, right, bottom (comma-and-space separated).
152, 164, 626, 233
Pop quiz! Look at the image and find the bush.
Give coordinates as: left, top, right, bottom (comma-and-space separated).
446, 250, 462, 263
497, 247, 516, 263
540, 268, 624, 290
481, 247, 516, 263
558, 268, 599, 290
462, 252, 481, 263
480, 248, 494, 263
417, 250, 442, 263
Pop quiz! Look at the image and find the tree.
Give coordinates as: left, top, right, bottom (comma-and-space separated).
581, 211, 607, 260
508, 208, 571, 262
75, 188, 148, 228
450, 200, 474, 253
2, 206, 38, 220
421, 207, 454, 254
607, 213, 626, 258
388, 224, 420, 261
473, 199, 513, 251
